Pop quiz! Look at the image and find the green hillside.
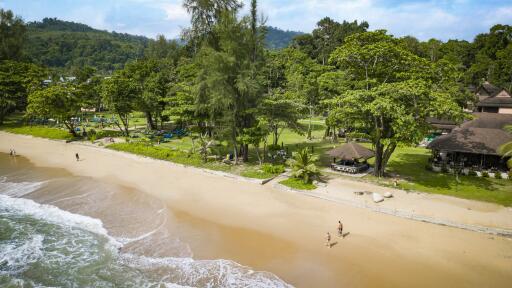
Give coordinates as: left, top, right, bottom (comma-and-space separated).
265, 26, 303, 49
23, 18, 149, 72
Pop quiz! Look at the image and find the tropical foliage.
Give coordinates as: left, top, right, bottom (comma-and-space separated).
286, 148, 321, 183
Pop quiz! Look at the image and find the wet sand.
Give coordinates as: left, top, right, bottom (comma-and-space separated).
1, 132, 512, 287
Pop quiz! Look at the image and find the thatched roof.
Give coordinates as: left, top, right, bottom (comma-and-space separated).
477, 82, 501, 96
327, 142, 375, 160
476, 95, 512, 108
461, 113, 512, 129
426, 117, 457, 130
428, 113, 512, 155
427, 128, 512, 155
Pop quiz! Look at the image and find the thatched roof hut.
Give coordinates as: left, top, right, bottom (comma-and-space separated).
427, 128, 512, 156
327, 142, 375, 160
428, 113, 512, 156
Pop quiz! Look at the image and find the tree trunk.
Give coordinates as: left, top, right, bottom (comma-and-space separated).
145, 112, 156, 130
273, 127, 279, 146
243, 143, 249, 162
373, 134, 384, 177
307, 106, 313, 140
254, 144, 262, 165
118, 114, 130, 137
63, 121, 77, 137
232, 125, 238, 164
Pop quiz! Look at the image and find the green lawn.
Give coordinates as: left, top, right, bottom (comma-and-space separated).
365, 146, 512, 206
2, 126, 74, 140
107, 142, 232, 172
279, 178, 317, 190
240, 169, 276, 179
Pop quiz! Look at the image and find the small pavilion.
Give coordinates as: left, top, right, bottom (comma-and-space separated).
327, 142, 375, 173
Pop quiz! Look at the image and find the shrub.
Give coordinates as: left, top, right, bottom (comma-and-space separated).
467, 170, 477, 177
89, 134, 97, 143
262, 164, 285, 174
482, 171, 489, 178
286, 148, 320, 184
441, 165, 449, 173
509, 171, 512, 180
267, 144, 282, 151
495, 172, 503, 179
425, 164, 433, 171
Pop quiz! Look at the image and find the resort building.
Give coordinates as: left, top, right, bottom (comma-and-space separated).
427, 113, 512, 172
475, 82, 512, 114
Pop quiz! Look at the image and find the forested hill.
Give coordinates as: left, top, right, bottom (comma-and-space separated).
23, 18, 149, 72
22, 18, 302, 72
265, 26, 303, 49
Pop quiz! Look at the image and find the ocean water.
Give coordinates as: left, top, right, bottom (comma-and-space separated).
0, 155, 292, 288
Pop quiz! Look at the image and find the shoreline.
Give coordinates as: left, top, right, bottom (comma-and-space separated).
2, 131, 512, 287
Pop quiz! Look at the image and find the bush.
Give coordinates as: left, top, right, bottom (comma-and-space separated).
425, 164, 433, 171
509, 171, 512, 180
286, 148, 321, 184
495, 172, 503, 179
467, 170, 477, 177
262, 164, 285, 174
96, 130, 123, 139
482, 171, 489, 178
267, 144, 282, 151
441, 165, 449, 173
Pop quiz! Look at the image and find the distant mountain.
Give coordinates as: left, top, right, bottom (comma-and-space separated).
265, 26, 303, 49
22, 18, 303, 72
24, 18, 149, 72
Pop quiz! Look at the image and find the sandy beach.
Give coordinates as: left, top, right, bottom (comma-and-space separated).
1, 131, 512, 287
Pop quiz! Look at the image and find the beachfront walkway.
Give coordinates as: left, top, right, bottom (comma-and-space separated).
273, 175, 512, 237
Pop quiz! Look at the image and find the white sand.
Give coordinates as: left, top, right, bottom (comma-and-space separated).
2, 131, 512, 288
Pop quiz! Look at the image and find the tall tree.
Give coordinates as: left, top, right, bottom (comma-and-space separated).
0, 9, 26, 61
26, 84, 81, 136
182, 0, 243, 51
195, 9, 264, 163
0, 60, 45, 124
101, 75, 139, 136
329, 30, 463, 177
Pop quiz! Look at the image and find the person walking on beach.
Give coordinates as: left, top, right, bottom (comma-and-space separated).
338, 221, 343, 237
9, 149, 13, 156
75, 153, 80, 161
325, 232, 331, 248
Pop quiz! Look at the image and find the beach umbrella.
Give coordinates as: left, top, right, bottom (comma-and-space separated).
326, 142, 375, 160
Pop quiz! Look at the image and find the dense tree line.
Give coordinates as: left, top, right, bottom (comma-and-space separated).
2, 3, 511, 177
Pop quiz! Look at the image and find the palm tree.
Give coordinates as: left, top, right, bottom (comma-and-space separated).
498, 126, 512, 170
286, 148, 321, 183
499, 145, 512, 170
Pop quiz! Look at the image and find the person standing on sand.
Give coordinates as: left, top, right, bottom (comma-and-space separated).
338, 221, 343, 237
325, 232, 331, 248
75, 153, 80, 161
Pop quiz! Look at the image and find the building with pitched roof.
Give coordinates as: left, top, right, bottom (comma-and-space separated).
474, 82, 512, 114
427, 113, 512, 171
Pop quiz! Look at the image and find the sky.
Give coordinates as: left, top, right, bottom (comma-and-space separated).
1, 0, 511, 41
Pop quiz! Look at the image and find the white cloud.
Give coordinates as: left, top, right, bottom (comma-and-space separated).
258, 0, 508, 41
160, 2, 189, 21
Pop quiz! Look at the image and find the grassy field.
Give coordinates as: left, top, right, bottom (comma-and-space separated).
2, 126, 75, 140
368, 147, 512, 206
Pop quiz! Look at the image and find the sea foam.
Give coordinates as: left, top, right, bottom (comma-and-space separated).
0, 178, 45, 197
0, 184, 293, 288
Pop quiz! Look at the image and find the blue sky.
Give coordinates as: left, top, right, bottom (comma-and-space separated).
1, 0, 511, 41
